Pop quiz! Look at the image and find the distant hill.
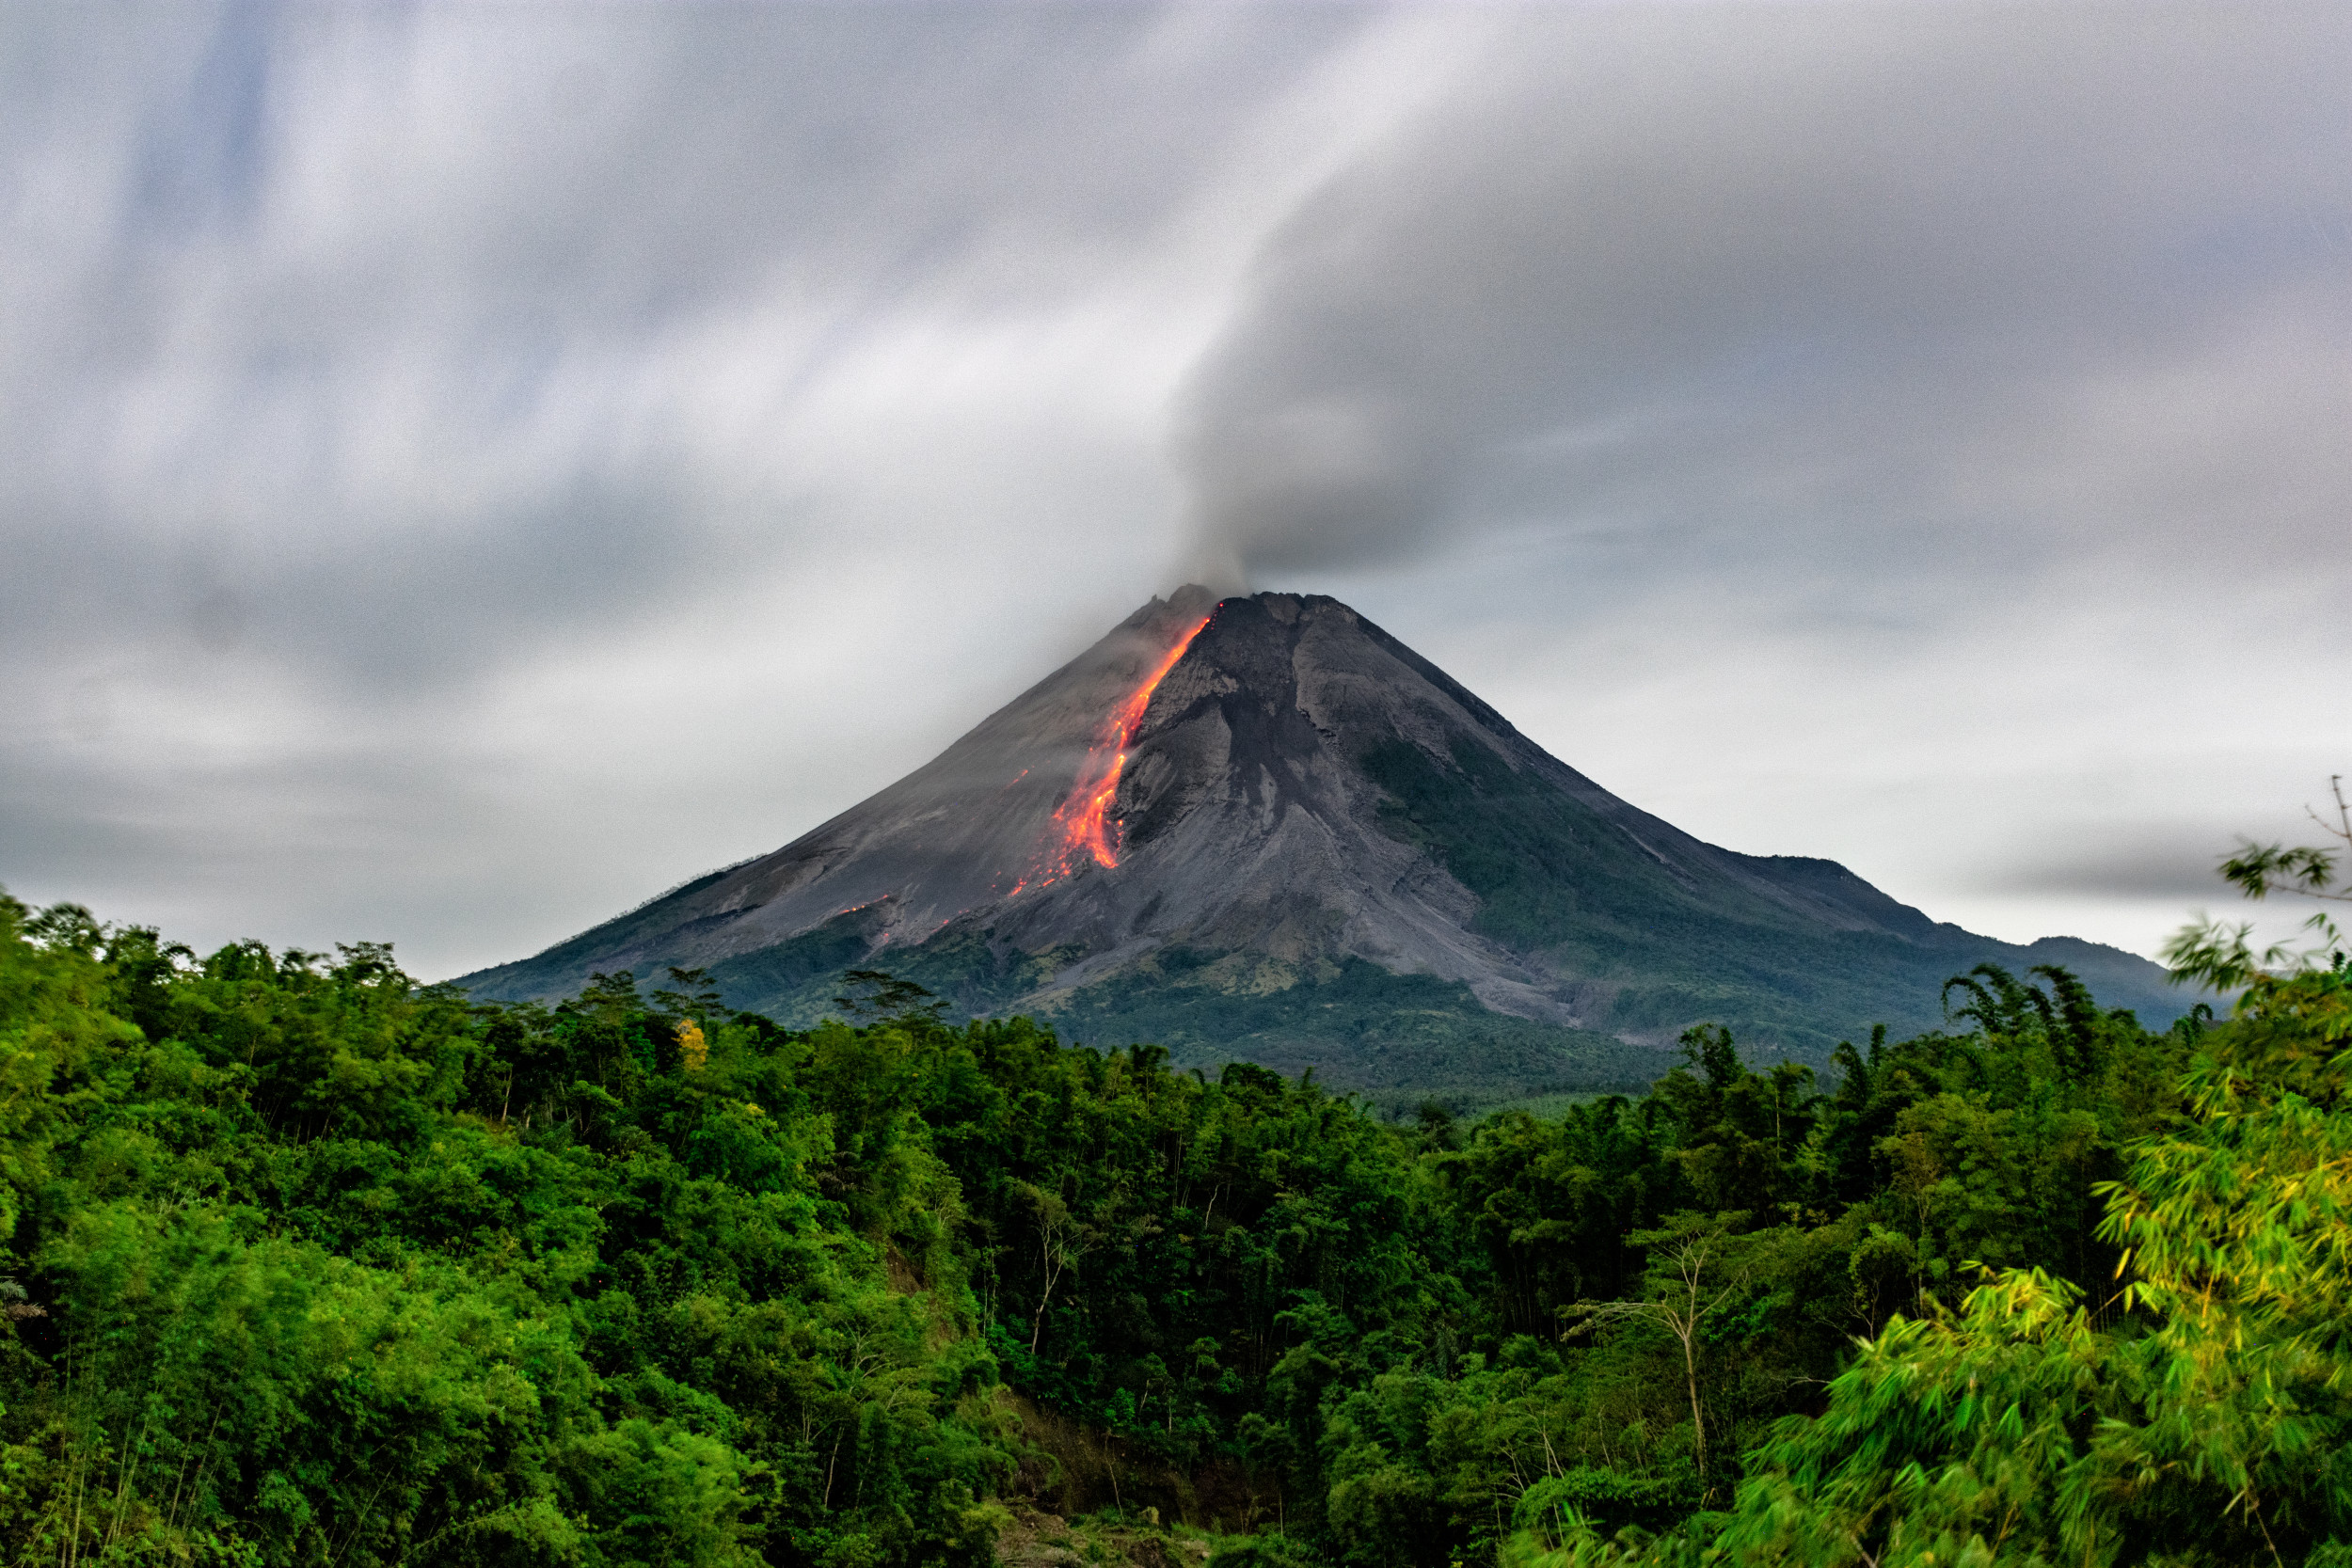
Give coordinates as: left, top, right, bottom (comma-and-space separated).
458, 588, 2185, 1099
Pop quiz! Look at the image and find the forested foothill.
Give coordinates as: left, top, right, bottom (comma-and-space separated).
2, 809, 2347, 1566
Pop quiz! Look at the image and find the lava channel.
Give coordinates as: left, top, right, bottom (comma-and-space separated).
1015, 612, 1211, 893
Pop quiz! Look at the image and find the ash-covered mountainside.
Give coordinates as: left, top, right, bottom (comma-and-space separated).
459, 590, 2182, 1096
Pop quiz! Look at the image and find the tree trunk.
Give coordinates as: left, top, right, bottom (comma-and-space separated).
1683, 1329, 1708, 1490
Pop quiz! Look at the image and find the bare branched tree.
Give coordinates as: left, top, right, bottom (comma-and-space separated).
1563, 1212, 1752, 1496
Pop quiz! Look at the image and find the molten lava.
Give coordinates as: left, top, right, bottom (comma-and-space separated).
1017, 612, 1211, 892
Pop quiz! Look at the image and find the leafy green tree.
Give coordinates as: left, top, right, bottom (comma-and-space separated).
1508, 800, 2352, 1568
0, 882, 2255, 1567
2166, 773, 2351, 989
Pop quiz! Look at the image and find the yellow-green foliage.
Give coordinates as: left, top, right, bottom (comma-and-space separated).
0, 893, 1009, 1567
1510, 962, 2352, 1568
1, 878, 2322, 1568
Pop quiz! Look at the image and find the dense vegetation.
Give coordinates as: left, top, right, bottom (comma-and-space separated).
2, 821, 2345, 1564
576, 903, 1660, 1109
1357, 736, 2184, 1061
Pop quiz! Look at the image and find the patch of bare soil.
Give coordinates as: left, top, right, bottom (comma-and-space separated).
993, 1503, 1216, 1568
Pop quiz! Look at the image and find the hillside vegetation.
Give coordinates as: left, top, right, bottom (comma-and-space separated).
0, 849, 2345, 1565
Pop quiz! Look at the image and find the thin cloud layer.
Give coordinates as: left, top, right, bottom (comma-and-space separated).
1, 4, 1366, 692
0, 3, 2344, 975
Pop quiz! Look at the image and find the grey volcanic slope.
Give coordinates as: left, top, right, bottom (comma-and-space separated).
459, 590, 2185, 1093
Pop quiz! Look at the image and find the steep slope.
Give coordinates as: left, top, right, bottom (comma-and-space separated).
460, 590, 2184, 1095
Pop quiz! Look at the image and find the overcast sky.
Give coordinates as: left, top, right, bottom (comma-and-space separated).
3, 0, 2346, 979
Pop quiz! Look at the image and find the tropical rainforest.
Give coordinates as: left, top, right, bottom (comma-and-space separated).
1, 818, 2347, 1567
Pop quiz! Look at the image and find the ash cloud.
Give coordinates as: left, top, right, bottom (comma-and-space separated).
1177, 7, 2352, 599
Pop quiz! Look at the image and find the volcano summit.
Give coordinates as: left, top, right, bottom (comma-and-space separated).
460, 589, 2179, 1096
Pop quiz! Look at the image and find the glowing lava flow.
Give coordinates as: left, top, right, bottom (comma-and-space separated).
1016, 613, 1211, 892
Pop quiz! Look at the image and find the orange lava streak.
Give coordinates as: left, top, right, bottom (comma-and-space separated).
1044, 613, 1211, 876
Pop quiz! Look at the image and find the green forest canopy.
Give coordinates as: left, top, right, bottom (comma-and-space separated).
0, 804, 2346, 1567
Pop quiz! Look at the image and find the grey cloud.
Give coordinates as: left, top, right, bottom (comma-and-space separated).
1178, 7, 2352, 594
1976, 833, 2252, 903
0, 2, 1374, 698
1979, 783, 2352, 904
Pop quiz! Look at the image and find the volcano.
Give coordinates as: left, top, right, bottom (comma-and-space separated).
458, 588, 2181, 1097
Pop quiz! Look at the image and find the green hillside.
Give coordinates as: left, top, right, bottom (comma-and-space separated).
599, 735, 2187, 1104
1356, 735, 2098, 1051
684, 912, 1659, 1101
4, 871, 2347, 1567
